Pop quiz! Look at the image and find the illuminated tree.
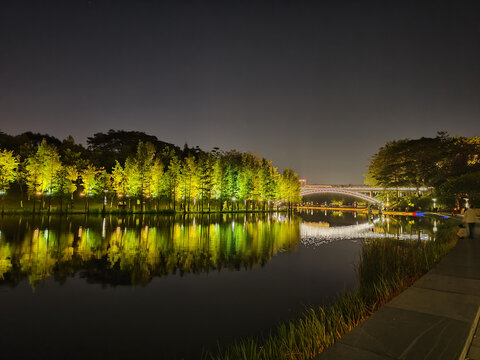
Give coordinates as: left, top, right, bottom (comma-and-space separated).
111, 161, 127, 200
41, 144, 63, 212
149, 158, 165, 210
261, 160, 278, 210
250, 157, 264, 210
0, 149, 19, 212
54, 165, 78, 211
124, 157, 141, 209
25, 153, 42, 212
197, 155, 214, 211
222, 153, 240, 210
134, 141, 156, 210
278, 168, 301, 209
166, 155, 181, 210
237, 156, 253, 210
80, 164, 100, 212
25, 139, 62, 212
211, 157, 225, 210
179, 156, 198, 212
97, 169, 111, 213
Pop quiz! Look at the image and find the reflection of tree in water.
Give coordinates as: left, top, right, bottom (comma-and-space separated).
0, 214, 300, 288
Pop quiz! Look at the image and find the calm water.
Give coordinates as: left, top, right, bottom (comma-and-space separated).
0, 211, 439, 359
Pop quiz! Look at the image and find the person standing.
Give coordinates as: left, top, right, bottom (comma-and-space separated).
463, 205, 478, 239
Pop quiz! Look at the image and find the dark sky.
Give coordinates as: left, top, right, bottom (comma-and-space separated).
1, 0, 479, 184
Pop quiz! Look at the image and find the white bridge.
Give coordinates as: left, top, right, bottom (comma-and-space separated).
300, 185, 431, 204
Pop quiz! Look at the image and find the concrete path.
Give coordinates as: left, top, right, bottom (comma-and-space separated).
317, 225, 480, 360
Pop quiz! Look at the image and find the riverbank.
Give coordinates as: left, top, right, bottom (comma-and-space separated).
0, 208, 290, 215
205, 218, 459, 360
297, 206, 447, 218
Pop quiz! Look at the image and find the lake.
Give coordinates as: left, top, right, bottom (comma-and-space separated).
0, 211, 439, 359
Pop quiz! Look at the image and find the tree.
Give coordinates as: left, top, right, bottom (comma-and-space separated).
149, 159, 165, 210
436, 171, 480, 209
80, 164, 100, 212
25, 139, 62, 212
124, 157, 141, 209
41, 142, 63, 212
87, 130, 178, 170
211, 157, 225, 210
134, 141, 156, 210
166, 155, 181, 210
111, 161, 127, 207
54, 165, 78, 211
278, 168, 301, 209
368, 134, 480, 209
197, 155, 214, 211
179, 156, 198, 212
0, 149, 19, 212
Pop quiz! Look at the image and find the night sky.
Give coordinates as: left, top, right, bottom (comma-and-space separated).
1, 0, 479, 184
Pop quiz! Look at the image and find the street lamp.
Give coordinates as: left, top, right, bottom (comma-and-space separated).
432, 198, 437, 211
102, 190, 108, 214
464, 198, 469, 209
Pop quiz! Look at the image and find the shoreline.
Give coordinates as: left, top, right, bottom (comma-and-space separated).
0, 209, 291, 216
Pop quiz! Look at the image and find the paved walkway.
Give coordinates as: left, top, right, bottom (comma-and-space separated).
317, 224, 480, 360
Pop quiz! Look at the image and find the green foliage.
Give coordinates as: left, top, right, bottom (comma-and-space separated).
278, 168, 301, 207
25, 139, 62, 196
54, 165, 78, 197
80, 164, 101, 196
436, 171, 480, 208
367, 133, 480, 209
0, 131, 301, 213
0, 149, 19, 193
111, 161, 126, 197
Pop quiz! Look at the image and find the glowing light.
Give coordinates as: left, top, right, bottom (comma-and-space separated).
301, 218, 431, 245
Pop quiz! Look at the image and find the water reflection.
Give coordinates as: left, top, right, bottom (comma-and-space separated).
298, 210, 440, 246
0, 214, 300, 288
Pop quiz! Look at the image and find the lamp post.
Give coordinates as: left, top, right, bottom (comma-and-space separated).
102, 190, 108, 214
0, 190, 5, 214
432, 198, 437, 211
464, 198, 469, 209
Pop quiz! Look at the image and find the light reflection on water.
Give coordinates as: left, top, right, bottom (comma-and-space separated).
0, 211, 440, 359
298, 210, 439, 246
0, 213, 300, 288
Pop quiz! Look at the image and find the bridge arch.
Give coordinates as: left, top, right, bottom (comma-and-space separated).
300, 188, 383, 204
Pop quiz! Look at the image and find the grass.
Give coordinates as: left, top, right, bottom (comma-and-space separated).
203, 219, 458, 360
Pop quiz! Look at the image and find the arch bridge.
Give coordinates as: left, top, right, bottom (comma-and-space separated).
300, 185, 431, 205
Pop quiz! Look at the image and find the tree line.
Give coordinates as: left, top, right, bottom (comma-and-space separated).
366, 132, 480, 209
0, 130, 301, 213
